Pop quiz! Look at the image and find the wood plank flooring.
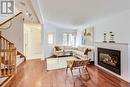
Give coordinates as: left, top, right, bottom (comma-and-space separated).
9, 59, 130, 87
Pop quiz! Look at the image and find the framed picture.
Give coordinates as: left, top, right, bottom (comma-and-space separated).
82, 26, 94, 45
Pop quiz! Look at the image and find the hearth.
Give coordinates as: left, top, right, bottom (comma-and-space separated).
98, 48, 121, 75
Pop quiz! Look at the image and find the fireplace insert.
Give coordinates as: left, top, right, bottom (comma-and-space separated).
98, 48, 121, 75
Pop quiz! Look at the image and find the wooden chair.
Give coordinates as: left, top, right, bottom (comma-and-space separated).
66, 59, 90, 79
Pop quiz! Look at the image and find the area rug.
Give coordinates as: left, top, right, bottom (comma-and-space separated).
47, 57, 76, 71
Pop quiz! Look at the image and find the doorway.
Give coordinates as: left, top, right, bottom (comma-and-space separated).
24, 23, 42, 59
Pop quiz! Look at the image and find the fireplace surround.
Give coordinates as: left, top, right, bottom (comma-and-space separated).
98, 48, 121, 75
95, 42, 130, 82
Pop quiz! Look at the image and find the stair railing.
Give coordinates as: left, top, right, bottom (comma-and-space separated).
0, 12, 25, 77
0, 31, 17, 77
0, 12, 22, 30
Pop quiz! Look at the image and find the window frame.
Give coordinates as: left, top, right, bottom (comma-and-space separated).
48, 32, 54, 45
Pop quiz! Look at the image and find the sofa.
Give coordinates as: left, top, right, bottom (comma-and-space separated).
73, 46, 90, 59
54, 45, 94, 61
53, 45, 73, 57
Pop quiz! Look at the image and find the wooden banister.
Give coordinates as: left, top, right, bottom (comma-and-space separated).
1, 36, 12, 44
0, 12, 23, 26
0, 33, 26, 60
17, 51, 26, 61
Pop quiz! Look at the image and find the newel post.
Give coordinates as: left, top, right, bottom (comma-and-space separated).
9, 43, 16, 75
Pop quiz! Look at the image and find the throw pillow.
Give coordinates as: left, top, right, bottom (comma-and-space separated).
84, 48, 91, 55
55, 46, 62, 51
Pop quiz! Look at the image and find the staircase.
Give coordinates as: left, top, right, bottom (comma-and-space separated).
0, 31, 26, 86
0, 12, 26, 87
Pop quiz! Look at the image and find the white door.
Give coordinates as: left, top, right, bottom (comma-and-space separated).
30, 28, 41, 59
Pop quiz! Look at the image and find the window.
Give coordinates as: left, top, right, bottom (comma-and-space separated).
63, 33, 76, 47
63, 33, 68, 45
48, 33, 54, 44
68, 34, 75, 46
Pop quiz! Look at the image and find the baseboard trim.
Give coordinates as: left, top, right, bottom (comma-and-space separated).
26, 58, 41, 60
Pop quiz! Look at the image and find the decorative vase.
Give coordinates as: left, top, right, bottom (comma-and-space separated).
103, 33, 107, 43
109, 32, 115, 43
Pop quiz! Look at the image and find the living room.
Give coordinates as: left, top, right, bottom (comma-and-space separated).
0, 0, 130, 87
40, 0, 130, 86
40, 6, 130, 87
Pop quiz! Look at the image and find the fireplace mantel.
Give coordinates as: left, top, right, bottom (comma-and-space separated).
95, 42, 129, 45
95, 42, 130, 83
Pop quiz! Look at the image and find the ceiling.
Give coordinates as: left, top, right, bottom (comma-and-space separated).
32, 0, 130, 29
0, 0, 39, 27
15, 0, 39, 23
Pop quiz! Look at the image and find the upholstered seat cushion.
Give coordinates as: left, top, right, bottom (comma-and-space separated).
73, 50, 84, 55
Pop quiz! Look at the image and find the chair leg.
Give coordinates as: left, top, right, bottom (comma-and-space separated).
79, 68, 81, 75
70, 68, 75, 81
66, 67, 68, 74
85, 67, 90, 79
70, 68, 73, 76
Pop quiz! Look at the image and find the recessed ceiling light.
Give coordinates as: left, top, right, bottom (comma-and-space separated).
25, 12, 29, 16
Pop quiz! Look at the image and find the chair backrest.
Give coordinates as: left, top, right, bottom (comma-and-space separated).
72, 60, 88, 67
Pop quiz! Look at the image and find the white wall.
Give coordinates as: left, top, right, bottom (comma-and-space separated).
42, 23, 57, 59
2, 15, 24, 53
76, 10, 130, 45
93, 10, 130, 43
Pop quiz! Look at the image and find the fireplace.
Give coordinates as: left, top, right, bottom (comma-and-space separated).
98, 48, 121, 75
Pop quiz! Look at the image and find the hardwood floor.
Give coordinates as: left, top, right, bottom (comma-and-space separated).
9, 59, 129, 87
